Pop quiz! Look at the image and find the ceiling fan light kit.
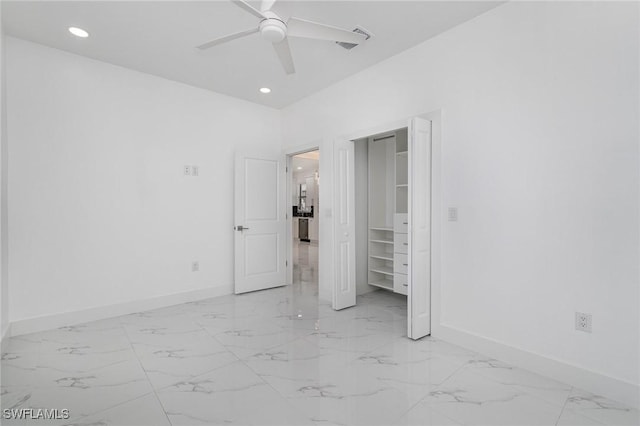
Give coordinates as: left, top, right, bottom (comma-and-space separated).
259, 12, 287, 43
197, 0, 369, 75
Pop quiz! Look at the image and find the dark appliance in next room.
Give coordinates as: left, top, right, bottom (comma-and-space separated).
299, 218, 309, 242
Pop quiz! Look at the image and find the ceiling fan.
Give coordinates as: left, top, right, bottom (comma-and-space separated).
197, 0, 368, 75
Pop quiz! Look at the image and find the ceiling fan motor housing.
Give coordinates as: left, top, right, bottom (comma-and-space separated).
197, 1, 370, 75
259, 12, 287, 43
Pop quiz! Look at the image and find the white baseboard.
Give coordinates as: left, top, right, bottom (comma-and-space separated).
433, 323, 640, 409
9, 284, 233, 337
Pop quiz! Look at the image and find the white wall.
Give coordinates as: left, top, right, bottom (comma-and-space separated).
282, 1, 639, 403
0, 6, 9, 340
6, 38, 281, 329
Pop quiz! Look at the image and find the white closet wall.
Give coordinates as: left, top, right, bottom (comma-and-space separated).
367, 129, 409, 295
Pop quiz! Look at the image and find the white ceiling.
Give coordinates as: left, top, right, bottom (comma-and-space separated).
295, 150, 319, 160
292, 151, 319, 175
2, 1, 503, 109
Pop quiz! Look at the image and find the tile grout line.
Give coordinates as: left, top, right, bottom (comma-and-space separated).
119, 315, 174, 426
41, 320, 161, 424
554, 386, 573, 426
385, 347, 481, 424
65, 390, 159, 425
236, 345, 317, 424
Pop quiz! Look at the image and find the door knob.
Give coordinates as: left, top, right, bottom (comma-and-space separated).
235, 225, 250, 231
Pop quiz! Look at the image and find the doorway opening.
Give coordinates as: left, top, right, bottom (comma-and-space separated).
352, 129, 409, 326
290, 150, 320, 296
331, 116, 435, 340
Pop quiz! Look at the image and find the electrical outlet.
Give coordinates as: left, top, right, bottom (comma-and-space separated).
448, 207, 458, 222
191, 261, 199, 272
184, 165, 191, 176
192, 165, 199, 177
575, 312, 592, 333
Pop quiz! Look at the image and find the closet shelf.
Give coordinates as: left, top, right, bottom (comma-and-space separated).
369, 254, 393, 261
369, 280, 394, 290
368, 128, 409, 297
370, 266, 393, 276
370, 239, 393, 244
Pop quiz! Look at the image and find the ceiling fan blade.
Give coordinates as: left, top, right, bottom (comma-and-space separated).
260, 0, 277, 12
287, 17, 367, 45
273, 38, 295, 74
196, 28, 259, 50
231, 0, 267, 19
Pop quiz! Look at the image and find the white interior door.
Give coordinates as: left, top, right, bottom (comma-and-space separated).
234, 152, 286, 294
408, 118, 432, 339
332, 139, 356, 310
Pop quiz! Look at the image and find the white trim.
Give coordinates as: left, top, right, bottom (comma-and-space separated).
423, 111, 442, 332
434, 323, 640, 409
341, 119, 409, 143
1, 322, 10, 342
286, 153, 293, 286
9, 285, 232, 336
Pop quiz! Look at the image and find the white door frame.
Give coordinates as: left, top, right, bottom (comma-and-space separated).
335, 110, 442, 333
284, 144, 321, 287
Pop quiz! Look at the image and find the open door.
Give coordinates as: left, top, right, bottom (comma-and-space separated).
408, 118, 432, 339
332, 140, 356, 310
234, 152, 286, 294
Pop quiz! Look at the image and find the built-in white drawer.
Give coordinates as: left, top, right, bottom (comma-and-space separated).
394, 213, 408, 233
394, 233, 408, 254
394, 273, 408, 295
394, 253, 408, 274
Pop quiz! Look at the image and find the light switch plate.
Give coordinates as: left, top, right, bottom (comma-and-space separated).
448, 207, 458, 222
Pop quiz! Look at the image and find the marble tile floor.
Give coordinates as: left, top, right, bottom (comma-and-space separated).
1, 241, 638, 425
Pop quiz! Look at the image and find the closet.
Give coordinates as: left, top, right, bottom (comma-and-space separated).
367, 128, 409, 296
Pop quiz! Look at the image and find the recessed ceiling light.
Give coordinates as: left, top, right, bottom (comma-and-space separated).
68, 27, 89, 38
259, 87, 271, 94
297, 166, 302, 170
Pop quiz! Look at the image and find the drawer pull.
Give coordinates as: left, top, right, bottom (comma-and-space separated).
403, 284, 408, 287
402, 222, 408, 225
402, 263, 408, 266
403, 243, 408, 245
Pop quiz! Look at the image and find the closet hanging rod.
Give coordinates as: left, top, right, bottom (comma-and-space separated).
372, 134, 395, 142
